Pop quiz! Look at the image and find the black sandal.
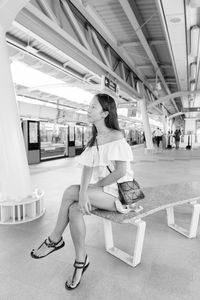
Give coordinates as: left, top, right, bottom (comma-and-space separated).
30, 236, 65, 259
65, 255, 90, 290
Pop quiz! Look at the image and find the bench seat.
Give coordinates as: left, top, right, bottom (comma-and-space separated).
92, 181, 200, 267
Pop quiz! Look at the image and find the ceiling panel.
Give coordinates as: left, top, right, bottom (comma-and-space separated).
126, 45, 151, 66
93, 1, 139, 43
161, 0, 187, 92
135, 0, 163, 39
153, 44, 172, 64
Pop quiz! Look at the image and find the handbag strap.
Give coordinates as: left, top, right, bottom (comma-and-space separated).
95, 138, 112, 174
106, 166, 112, 173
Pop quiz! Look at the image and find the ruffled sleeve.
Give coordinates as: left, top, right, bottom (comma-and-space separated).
75, 146, 97, 167
108, 139, 133, 161
76, 139, 133, 167
97, 138, 133, 166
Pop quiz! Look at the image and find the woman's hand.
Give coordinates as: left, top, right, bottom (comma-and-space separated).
89, 177, 104, 188
79, 192, 92, 215
89, 182, 101, 188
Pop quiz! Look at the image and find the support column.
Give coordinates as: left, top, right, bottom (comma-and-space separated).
139, 98, 154, 151
0, 0, 31, 31
161, 105, 167, 149
136, 81, 154, 152
184, 118, 196, 147
162, 106, 167, 134
0, 25, 32, 200
166, 117, 172, 133
0, 25, 44, 223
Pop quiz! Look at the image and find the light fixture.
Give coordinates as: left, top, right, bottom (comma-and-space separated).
190, 25, 200, 58
26, 45, 39, 54
169, 17, 182, 24
190, 26, 200, 92
190, 62, 197, 80
190, 81, 195, 92
154, 70, 162, 93
156, 82, 162, 90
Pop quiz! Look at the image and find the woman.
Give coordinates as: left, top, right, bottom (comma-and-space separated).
30, 93, 134, 290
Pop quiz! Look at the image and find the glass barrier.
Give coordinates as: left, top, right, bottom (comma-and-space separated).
40, 122, 68, 160
75, 125, 83, 148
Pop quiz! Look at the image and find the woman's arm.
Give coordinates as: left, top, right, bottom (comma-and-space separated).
96, 161, 126, 187
79, 166, 93, 214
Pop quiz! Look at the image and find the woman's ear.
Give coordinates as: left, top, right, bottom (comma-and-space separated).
102, 110, 109, 118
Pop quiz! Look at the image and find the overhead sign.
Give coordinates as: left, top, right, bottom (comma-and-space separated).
101, 76, 118, 93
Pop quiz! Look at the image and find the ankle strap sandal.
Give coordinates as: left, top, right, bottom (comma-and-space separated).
65, 255, 90, 290
30, 236, 65, 259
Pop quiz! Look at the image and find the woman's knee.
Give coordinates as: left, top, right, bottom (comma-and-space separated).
68, 202, 80, 220
62, 185, 80, 204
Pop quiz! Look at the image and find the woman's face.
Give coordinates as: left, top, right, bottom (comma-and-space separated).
87, 96, 105, 123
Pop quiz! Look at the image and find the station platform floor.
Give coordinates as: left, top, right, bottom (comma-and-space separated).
1, 144, 200, 300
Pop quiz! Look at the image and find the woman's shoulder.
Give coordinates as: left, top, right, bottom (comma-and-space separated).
111, 130, 124, 139
104, 130, 124, 144
100, 131, 133, 161
97, 130, 124, 145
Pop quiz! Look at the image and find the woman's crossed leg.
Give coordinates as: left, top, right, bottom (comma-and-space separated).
31, 184, 117, 287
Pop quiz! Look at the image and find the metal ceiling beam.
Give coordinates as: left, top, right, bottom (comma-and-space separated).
61, 0, 91, 52
148, 90, 200, 109
168, 112, 185, 119
14, 4, 140, 99
147, 77, 176, 81
36, 0, 60, 25
69, 0, 148, 83
121, 39, 166, 47
137, 64, 172, 69
118, 0, 179, 113
90, 29, 111, 68
71, 0, 164, 103
7, 33, 87, 81
149, 39, 166, 46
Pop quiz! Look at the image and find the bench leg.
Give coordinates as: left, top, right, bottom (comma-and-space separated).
166, 201, 200, 238
103, 218, 146, 267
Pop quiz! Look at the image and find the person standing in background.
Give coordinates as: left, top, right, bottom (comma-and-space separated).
142, 131, 146, 147
154, 128, 163, 148
173, 129, 181, 149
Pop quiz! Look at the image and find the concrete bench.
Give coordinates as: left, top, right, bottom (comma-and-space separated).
92, 181, 200, 268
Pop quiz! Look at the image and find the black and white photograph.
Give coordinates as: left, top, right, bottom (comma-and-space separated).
0, 0, 200, 299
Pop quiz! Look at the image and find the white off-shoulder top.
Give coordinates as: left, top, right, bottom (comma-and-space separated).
76, 138, 134, 198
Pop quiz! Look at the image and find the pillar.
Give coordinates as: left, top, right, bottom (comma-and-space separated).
162, 106, 167, 134
161, 105, 167, 148
0, 25, 32, 201
184, 118, 196, 146
139, 98, 154, 150
136, 81, 154, 151
0, 1, 31, 31
0, 1, 44, 223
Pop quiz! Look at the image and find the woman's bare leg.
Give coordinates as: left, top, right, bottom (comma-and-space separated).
69, 186, 117, 259
69, 203, 86, 261
50, 185, 80, 242
66, 187, 117, 287
31, 185, 80, 257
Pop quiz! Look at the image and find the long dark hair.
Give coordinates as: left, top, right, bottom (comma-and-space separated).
87, 93, 121, 147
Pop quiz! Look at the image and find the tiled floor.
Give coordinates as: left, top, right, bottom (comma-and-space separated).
1, 145, 200, 300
